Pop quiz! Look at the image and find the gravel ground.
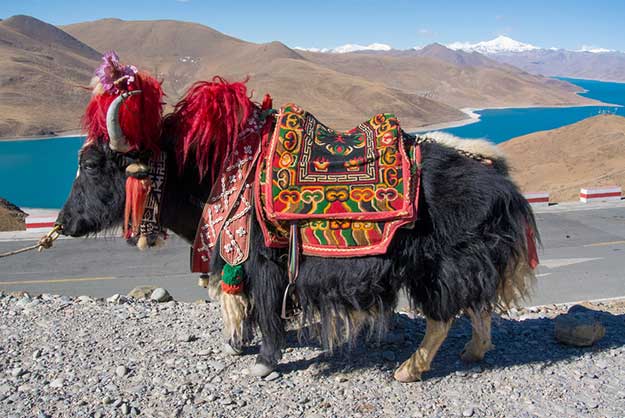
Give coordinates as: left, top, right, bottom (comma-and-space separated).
1, 291, 624, 418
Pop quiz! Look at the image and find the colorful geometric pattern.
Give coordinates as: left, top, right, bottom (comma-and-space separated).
255, 104, 423, 257
263, 104, 414, 222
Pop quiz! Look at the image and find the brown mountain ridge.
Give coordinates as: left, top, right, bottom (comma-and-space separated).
0, 15, 602, 138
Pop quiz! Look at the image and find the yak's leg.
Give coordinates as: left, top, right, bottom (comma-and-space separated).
220, 292, 249, 356
199, 273, 246, 355
394, 317, 452, 383
248, 266, 286, 377
461, 308, 494, 362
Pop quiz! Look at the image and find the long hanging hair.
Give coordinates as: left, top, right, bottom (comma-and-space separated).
168, 76, 255, 184
82, 71, 164, 153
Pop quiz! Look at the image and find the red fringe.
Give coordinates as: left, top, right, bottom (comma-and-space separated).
169, 76, 254, 183
83, 72, 164, 153
124, 177, 152, 238
221, 281, 243, 295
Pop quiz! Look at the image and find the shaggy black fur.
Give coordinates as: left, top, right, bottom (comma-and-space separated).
232, 141, 538, 370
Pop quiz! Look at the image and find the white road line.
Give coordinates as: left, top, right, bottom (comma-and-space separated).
539, 257, 603, 269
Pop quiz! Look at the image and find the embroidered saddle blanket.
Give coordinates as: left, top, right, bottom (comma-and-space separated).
256, 104, 422, 257
263, 104, 414, 222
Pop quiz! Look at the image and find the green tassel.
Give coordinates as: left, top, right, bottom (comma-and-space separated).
221, 264, 243, 286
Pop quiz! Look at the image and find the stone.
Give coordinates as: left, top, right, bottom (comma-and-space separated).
101, 396, 113, 405
77, 295, 95, 304
127, 286, 157, 300
0, 384, 13, 396
462, 407, 475, 417
107, 294, 123, 304
265, 371, 281, 381
555, 307, 606, 347
49, 378, 64, 388
177, 334, 197, 343
116, 366, 128, 377
382, 351, 396, 361
150, 288, 172, 303
11, 367, 26, 377
121, 403, 130, 414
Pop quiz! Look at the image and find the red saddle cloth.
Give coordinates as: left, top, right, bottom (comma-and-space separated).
256, 104, 421, 257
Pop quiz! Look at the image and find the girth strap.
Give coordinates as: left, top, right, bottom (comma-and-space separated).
281, 223, 301, 319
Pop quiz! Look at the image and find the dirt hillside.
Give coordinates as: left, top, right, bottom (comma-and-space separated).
0, 15, 99, 138
500, 114, 625, 202
0, 198, 27, 231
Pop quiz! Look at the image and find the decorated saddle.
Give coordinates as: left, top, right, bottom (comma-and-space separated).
256, 103, 421, 257
191, 102, 422, 291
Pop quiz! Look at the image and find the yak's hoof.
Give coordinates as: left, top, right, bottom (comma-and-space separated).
460, 348, 483, 363
222, 342, 242, 356
393, 360, 423, 383
249, 361, 275, 377
460, 342, 493, 363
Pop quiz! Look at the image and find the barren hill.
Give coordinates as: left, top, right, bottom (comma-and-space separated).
500, 114, 625, 202
302, 46, 597, 109
62, 19, 465, 129
0, 15, 99, 137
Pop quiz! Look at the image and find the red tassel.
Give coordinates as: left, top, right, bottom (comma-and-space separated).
526, 225, 539, 270
124, 177, 152, 239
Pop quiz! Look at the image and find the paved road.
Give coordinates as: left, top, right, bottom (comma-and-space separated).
1, 202, 624, 305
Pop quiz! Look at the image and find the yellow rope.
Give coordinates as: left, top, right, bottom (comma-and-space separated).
0, 225, 62, 258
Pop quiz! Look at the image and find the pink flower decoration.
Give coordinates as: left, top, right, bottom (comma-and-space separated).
95, 51, 138, 94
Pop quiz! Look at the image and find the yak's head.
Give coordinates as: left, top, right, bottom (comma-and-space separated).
57, 52, 163, 239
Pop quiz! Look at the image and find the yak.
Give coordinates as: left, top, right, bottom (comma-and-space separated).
56, 56, 539, 383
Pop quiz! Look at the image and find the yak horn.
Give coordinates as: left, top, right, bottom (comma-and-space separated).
106, 90, 142, 153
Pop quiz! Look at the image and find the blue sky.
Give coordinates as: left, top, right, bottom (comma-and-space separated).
2, 0, 624, 51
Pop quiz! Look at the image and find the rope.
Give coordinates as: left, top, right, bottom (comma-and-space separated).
0, 225, 62, 259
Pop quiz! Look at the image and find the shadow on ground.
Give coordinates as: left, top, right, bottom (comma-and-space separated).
268, 308, 625, 379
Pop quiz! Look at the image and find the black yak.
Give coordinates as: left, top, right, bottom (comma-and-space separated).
56, 55, 539, 382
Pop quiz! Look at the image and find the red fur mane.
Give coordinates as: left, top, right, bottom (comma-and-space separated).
83, 71, 164, 153
170, 76, 255, 182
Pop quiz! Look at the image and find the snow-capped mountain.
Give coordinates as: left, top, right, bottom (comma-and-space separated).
447, 35, 539, 54
577, 45, 615, 54
294, 42, 392, 54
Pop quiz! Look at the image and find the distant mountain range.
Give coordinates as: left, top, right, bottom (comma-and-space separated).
0, 16, 601, 138
298, 35, 625, 83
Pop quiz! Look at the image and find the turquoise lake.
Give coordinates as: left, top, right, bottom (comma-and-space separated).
430, 78, 624, 142
1, 78, 624, 209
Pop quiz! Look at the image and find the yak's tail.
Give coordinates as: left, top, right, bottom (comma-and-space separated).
495, 195, 540, 310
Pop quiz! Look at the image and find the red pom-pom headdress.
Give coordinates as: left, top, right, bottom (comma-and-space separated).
83, 51, 164, 153
167, 76, 255, 183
